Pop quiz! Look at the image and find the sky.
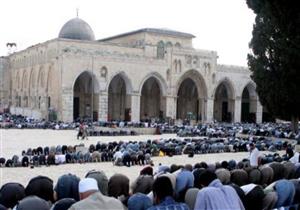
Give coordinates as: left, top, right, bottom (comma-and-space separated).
0, 0, 255, 66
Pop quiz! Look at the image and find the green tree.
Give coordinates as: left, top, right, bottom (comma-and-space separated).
246, 0, 300, 132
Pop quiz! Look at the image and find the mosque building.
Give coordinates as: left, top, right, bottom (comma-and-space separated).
0, 17, 263, 123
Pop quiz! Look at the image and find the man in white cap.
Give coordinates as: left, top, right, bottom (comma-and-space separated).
69, 178, 124, 210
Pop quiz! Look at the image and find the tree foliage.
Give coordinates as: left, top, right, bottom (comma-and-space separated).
246, 0, 300, 125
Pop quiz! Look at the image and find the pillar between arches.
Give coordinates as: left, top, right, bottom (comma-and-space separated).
131, 93, 140, 122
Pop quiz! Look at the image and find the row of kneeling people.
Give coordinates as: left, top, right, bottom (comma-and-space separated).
2, 159, 300, 209
0, 136, 291, 168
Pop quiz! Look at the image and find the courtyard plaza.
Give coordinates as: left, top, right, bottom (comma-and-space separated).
0, 128, 288, 187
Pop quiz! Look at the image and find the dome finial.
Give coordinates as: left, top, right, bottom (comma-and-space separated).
76, 8, 79, 18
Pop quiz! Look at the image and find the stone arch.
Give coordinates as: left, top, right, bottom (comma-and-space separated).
29, 68, 36, 96
16, 71, 20, 89
72, 70, 100, 94
213, 78, 235, 100
242, 81, 257, 99
139, 72, 168, 120
107, 72, 133, 121
46, 66, 54, 93
166, 41, 173, 48
37, 67, 45, 89
106, 71, 133, 94
22, 70, 28, 90
45, 66, 54, 110
176, 69, 208, 121
213, 78, 236, 122
72, 71, 100, 121
138, 72, 168, 96
175, 42, 181, 48
241, 82, 258, 122
21, 70, 29, 107
28, 68, 36, 108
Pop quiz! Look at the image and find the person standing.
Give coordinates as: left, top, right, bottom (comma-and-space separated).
249, 143, 262, 168
77, 123, 84, 140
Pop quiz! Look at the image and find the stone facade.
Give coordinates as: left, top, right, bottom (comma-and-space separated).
0, 57, 10, 111
0, 18, 263, 123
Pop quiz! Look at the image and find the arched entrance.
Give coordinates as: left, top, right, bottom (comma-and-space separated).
73, 71, 99, 121
108, 74, 131, 121
213, 81, 235, 122
241, 83, 257, 122
176, 70, 207, 122
140, 77, 165, 121
177, 78, 199, 121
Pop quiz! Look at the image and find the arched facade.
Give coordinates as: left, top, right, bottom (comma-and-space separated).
176, 70, 207, 121
241, 82, 258, 122
140, 76, 166, 121
28, 68, 36, 108
108, 73, 132, 121
73, 71, 100, 121
213, 78, 235, 122
3, 21, 263, 123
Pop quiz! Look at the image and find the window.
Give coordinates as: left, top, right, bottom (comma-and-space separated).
157, 41, 165, 59
175, 42, 181, 48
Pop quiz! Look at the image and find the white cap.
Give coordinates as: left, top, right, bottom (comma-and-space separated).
79, 178, 99, 193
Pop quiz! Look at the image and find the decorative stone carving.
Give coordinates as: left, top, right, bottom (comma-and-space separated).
166, 69, 171, 81
212, 73, 216, 84
203, 61, 211, 75
100, 66, 107, 79
185, 55, 192, 64
193, 56, 199, 67
62, 46, 142, 59
157, 41, 165, 59
178, 60, 182, 73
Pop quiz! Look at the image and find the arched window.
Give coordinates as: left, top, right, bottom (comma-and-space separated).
178, 60, 182, 73
166, 41, 173, 48
175, 42, 181, 48
100, 66, 107, 78
157, 41, 165, 59
173, 60, 178, 73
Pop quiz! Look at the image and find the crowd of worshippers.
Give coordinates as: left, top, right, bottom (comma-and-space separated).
0, 134, 296, 168
173, 122, 300, 140
1, 113, 299, 138
0, 113, 163, 130
2, 156, 300, 210
0, 141, 154, 168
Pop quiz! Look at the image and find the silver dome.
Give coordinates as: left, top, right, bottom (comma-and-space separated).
58, 18, 95, 41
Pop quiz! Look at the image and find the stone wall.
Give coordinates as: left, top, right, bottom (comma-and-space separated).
3, 31, 263, 123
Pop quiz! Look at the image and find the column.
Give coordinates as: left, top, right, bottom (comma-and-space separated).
200, 98, 207, 122
234, 97, 241, 123
61, 88, 73, 122
41, 96, 49, 120
166, 95, 176, 119
256, 100, 263, 123
98, 92, 108, 121
131, 93, 140, 122
206, 98, 214, 122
